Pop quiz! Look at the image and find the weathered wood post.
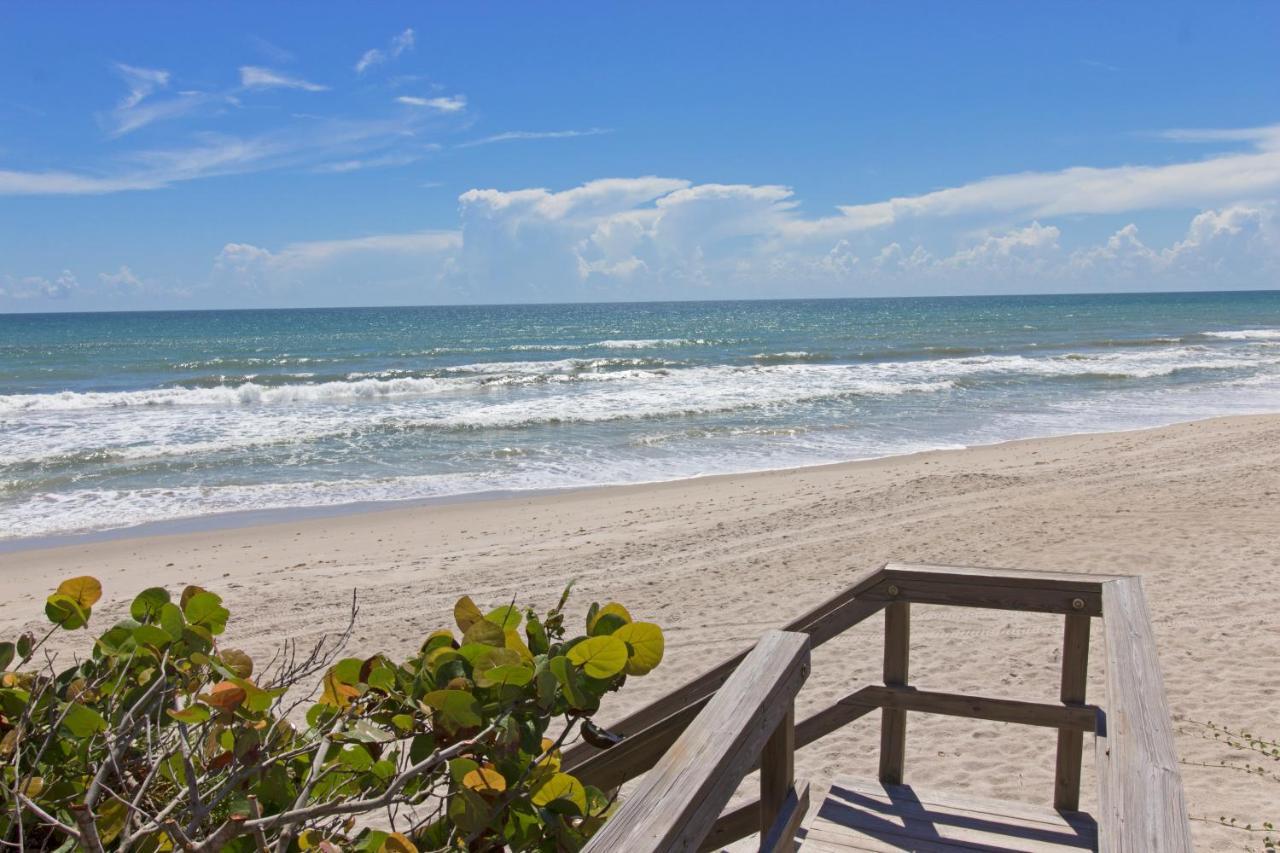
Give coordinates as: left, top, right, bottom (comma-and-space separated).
1054, 609, 1091, 810
879, 598, 910, 784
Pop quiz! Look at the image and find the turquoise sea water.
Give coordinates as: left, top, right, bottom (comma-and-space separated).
3, 291, 1280, 541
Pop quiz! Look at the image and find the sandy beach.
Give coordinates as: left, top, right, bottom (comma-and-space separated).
4, 413, 1278, 850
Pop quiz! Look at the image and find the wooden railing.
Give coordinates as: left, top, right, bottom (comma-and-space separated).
564, 563, 1192, 852
581, 630, 811, 853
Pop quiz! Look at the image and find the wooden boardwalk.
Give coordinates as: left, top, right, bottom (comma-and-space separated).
574, 563, 1192, 853
802, 779, 1097, 852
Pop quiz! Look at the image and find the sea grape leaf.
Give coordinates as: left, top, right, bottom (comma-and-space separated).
531, 772, 587, 815
60, 701, 107, 737
45, 594, 89, 630
56, 576, 102, 608
421, 689, 482, 731
588, 602, 631, 634
462, 619, 505, 647
612, 622, 665, 675
183, 591, 229, 634
130, 587, 170, 622
462, 765, 507, 794
454, 596, 484, 633
566, 635, 628, 679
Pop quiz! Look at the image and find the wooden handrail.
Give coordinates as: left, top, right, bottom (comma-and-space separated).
1095, 577, 1193, 851
581, 630, 811, 853
576, 564, 1192, 852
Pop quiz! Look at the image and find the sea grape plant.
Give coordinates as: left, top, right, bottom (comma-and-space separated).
0, 576, 664, 851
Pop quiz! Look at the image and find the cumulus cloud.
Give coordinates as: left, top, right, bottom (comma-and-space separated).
786, 124, 1280, 239
98, 265, 145, 295
239, 66, 328, 92
0, 270, 78, 300
355, 28, 415, 75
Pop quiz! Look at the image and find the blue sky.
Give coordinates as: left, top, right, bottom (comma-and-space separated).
2, 2, 1279, 311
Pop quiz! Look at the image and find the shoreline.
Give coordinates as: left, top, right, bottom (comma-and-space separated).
3, 410, 1269, 555
3, 412, 1279, 849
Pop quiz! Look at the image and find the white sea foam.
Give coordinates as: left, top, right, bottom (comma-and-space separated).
1201, 329, 1280, 341
3, 344, 1277, 415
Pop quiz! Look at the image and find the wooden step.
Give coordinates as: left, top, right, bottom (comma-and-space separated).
800, 779, 1097, 852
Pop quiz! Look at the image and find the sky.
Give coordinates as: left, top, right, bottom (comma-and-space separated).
1, 2, 1279, 312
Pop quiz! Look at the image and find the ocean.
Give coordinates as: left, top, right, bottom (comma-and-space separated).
3, 291, 1279, 543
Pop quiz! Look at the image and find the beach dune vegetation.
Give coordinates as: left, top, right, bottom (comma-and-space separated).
0, 576, 663, 851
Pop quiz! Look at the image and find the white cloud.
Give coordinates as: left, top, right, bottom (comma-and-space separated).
114, 63, 169, 110
217, 230, 459, 273
786, 124, 1280, 239
239, 66, 328, 92
106, 63, 222, 137
0, 270, 78, 300
98, 265, 144, 295
457, 128, 612, 147
396, 95, 467, 112
1, 110, 453, 195
355, 28, 415, 75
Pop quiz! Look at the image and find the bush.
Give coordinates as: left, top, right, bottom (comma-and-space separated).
0, 576, 664, 851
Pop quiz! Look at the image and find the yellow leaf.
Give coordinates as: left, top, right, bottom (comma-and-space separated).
454, 595, 484, 633
319, 669, 360, 708
505, 628, 534, 662
531, 772, 587, 814
588, 602, 632, 632
613, 622, 665, 675
538, 737, 562, 771
380, 833, 418, 853
566, 635, 628, 679
56, 576, 102, 608
461, 765, 507, 794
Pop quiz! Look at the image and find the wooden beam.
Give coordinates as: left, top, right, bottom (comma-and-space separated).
1096, 577, 1192, 851
564, 566, 886, 775
582, 630, 811, 853
863, 574, 1102, 616
760, 701, 796, 841
863, 685, 1098, 731
760, 779, 810, 853
878, 601, 910, 784
697, 800, 757, 853
1055, 612, 1092, 811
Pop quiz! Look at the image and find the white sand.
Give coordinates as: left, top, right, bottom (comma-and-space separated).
4, 414, 1279, 849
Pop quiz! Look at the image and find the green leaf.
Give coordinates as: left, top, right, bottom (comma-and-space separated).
588, 602, 631, 633
421, 689, 482, 732
477, 664, 533, 688
132, 624, 172, 649
566, 635, 628, 679
167, 705, 211, 724
338, 743, 374, 771
130, 587, 170, 622
613, 622, 665, 675
96, 797, 128, 845
549, 656, 597, 713
45, 594, 89, 630
183, 591, 229, 634
531, 772, 587, 815
485, 605, 522, 631
159, 603, 185, 640
60, 701, 107, 737
333, 657, 364, 685
462, 619, 505, 647
0, 642, 13, 671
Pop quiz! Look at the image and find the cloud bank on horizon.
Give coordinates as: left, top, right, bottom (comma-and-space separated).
2, 5, 1279, 310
